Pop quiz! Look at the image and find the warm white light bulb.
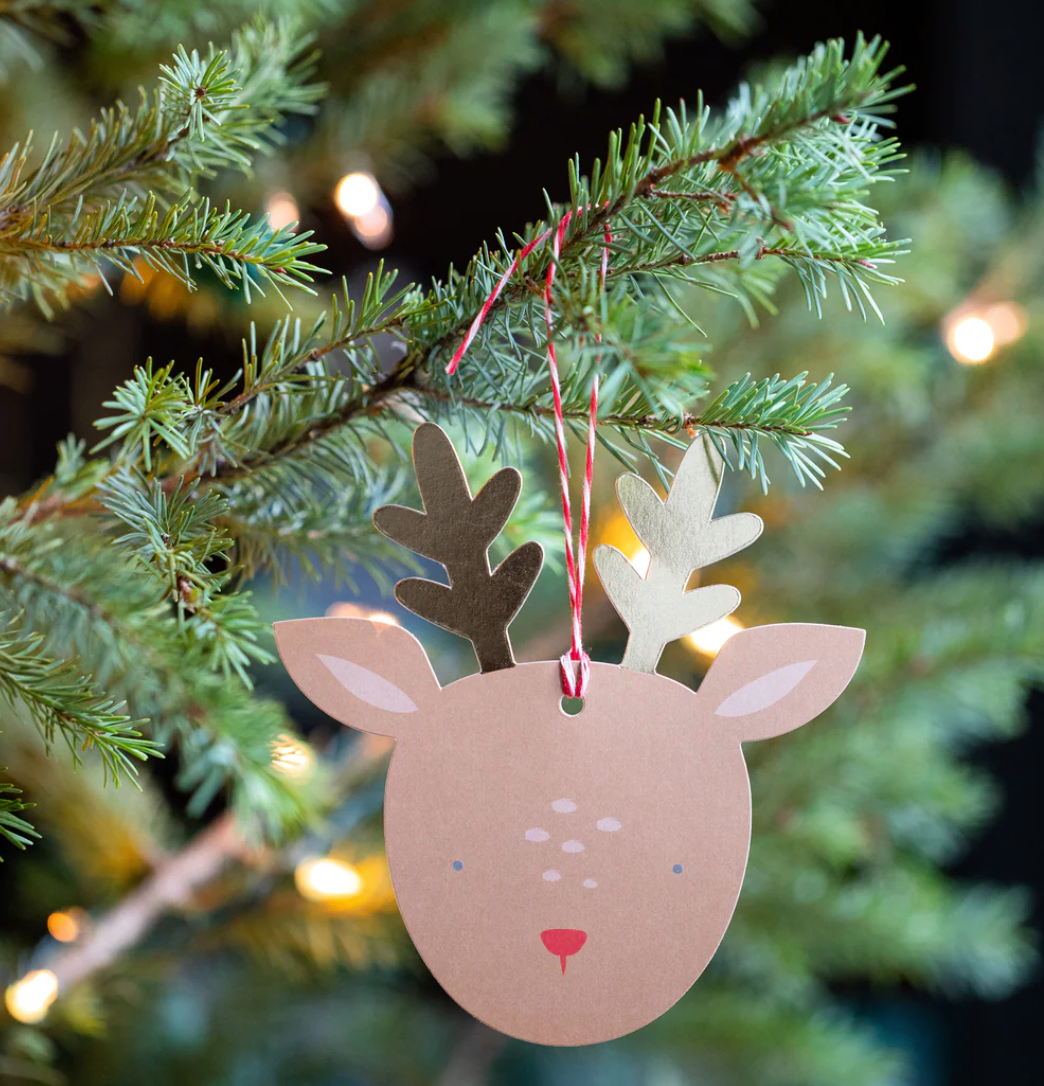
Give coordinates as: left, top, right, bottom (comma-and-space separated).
352, 204, 393, 250
686, 616, 744, 657
5, 970, 59, 1024
631, 548, 651, 577
295, 858, 364, 901
271, 734, 313, 778
47, 909, 85, 943
335, 172, 380, 218
324, 602, 400, 625
949, 316, 995, 364
265, 191, 300, 231
982, 301, 1027, 346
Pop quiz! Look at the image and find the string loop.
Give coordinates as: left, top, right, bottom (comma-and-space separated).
448, 210, 611, 698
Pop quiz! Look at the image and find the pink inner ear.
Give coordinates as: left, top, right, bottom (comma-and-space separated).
318, 654, 418, 713
714, 659, 817, 717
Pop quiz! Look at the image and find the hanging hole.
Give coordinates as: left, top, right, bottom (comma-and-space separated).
560, 696, 585, 716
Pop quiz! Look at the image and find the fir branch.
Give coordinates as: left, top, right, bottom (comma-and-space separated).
0, 613, 159, 788
191, 35, 902, 489
414, 33, 908, 363
98, 472, 271, 685
1, 523, 311, 837
6, 196, 325, 302
0, 774, 38, 855
700, 372, 851, 489
0, 18, 325, 311
18, 37, 908, 538
217, 465, 418, 586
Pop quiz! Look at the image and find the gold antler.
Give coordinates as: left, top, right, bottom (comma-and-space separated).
593, 436, 762, 674
373, 424, 544, 673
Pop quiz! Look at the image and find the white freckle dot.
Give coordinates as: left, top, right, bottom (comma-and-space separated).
596, 817, 622, 832
561, 839, 585, 853
583, 879, 598, 889
552, 798, 577, 813
542, 869, 561, 882
525, 828, 550, 842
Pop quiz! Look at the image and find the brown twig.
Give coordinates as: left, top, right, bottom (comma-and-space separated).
43, 737, 392, 996
50, 813, 248, 991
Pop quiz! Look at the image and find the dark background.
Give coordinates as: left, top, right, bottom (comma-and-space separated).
3, 1, 1042, 1082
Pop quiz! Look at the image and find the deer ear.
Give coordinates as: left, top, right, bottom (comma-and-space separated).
698, 623, 864, 742
274, 618, 441, 738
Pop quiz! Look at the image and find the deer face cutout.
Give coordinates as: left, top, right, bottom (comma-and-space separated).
275, 425, 865, 1045
275, 617, 863, 1046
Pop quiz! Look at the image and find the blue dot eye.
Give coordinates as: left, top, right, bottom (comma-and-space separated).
672, 864, 684, 874
452, 860, 463, 871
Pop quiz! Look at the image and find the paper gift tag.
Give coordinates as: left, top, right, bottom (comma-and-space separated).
275, 425, 864, 1046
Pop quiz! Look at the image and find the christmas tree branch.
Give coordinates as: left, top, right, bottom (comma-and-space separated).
416, 33, 906, 361
44, 732, 387, 992
50, 811, 248, 991
0, 775, 38, 855
3, 197, 325, 301
0, 18, 325, 311
0, 612, 158, 787
0, 500, 312, 837
19, 36, 908, 537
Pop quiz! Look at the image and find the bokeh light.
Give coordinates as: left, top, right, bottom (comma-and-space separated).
334, 172, 380, 217
325, 602, 400, 625
686, 615, 744, 657
265, 191, 300, 231
334, 171, 393, 249
295, 857, 364, 901
944, 301, 1027, 364
47, 908, 87, 943
271, 734, 314, 778
5, 970, 58, 1024
352, 203, 394, 249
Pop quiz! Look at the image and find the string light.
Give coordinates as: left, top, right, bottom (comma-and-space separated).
632, 548, 651, 577
46, 908, 86, 943
5, 970, 58, 1024
948, 317, 994, 363
295, 857, 364, 901
686, 615, 744, 657
325, 601, 400, 625
271, 734, 314, 778
334, 170, 393, 250
335, 172, 380, 218
944, 301, 1027, 364
265, 191, 300, 231
352, 203, 393, 249
598, 510, 649, 576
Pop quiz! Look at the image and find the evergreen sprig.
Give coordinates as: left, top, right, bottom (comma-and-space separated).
191, 33, 905, 491
700, 372, 850, 489
0, 614, 158, 787
0, 773, 38, 854
0, 18, 325, 311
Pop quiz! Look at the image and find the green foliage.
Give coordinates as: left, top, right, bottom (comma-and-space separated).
0, 612, 158, 785
1, 9, 1039, 1086
0, 18, 324, 312
0, 774, 38, 854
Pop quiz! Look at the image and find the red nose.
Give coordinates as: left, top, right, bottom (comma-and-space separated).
540, 928, 587, 973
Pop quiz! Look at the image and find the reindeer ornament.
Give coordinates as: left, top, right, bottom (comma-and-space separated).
275, 424, 864, 1046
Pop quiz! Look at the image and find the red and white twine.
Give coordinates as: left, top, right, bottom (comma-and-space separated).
447, 209, 611, 698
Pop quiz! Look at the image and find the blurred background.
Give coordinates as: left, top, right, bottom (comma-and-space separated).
1, 1, 1042, 1084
